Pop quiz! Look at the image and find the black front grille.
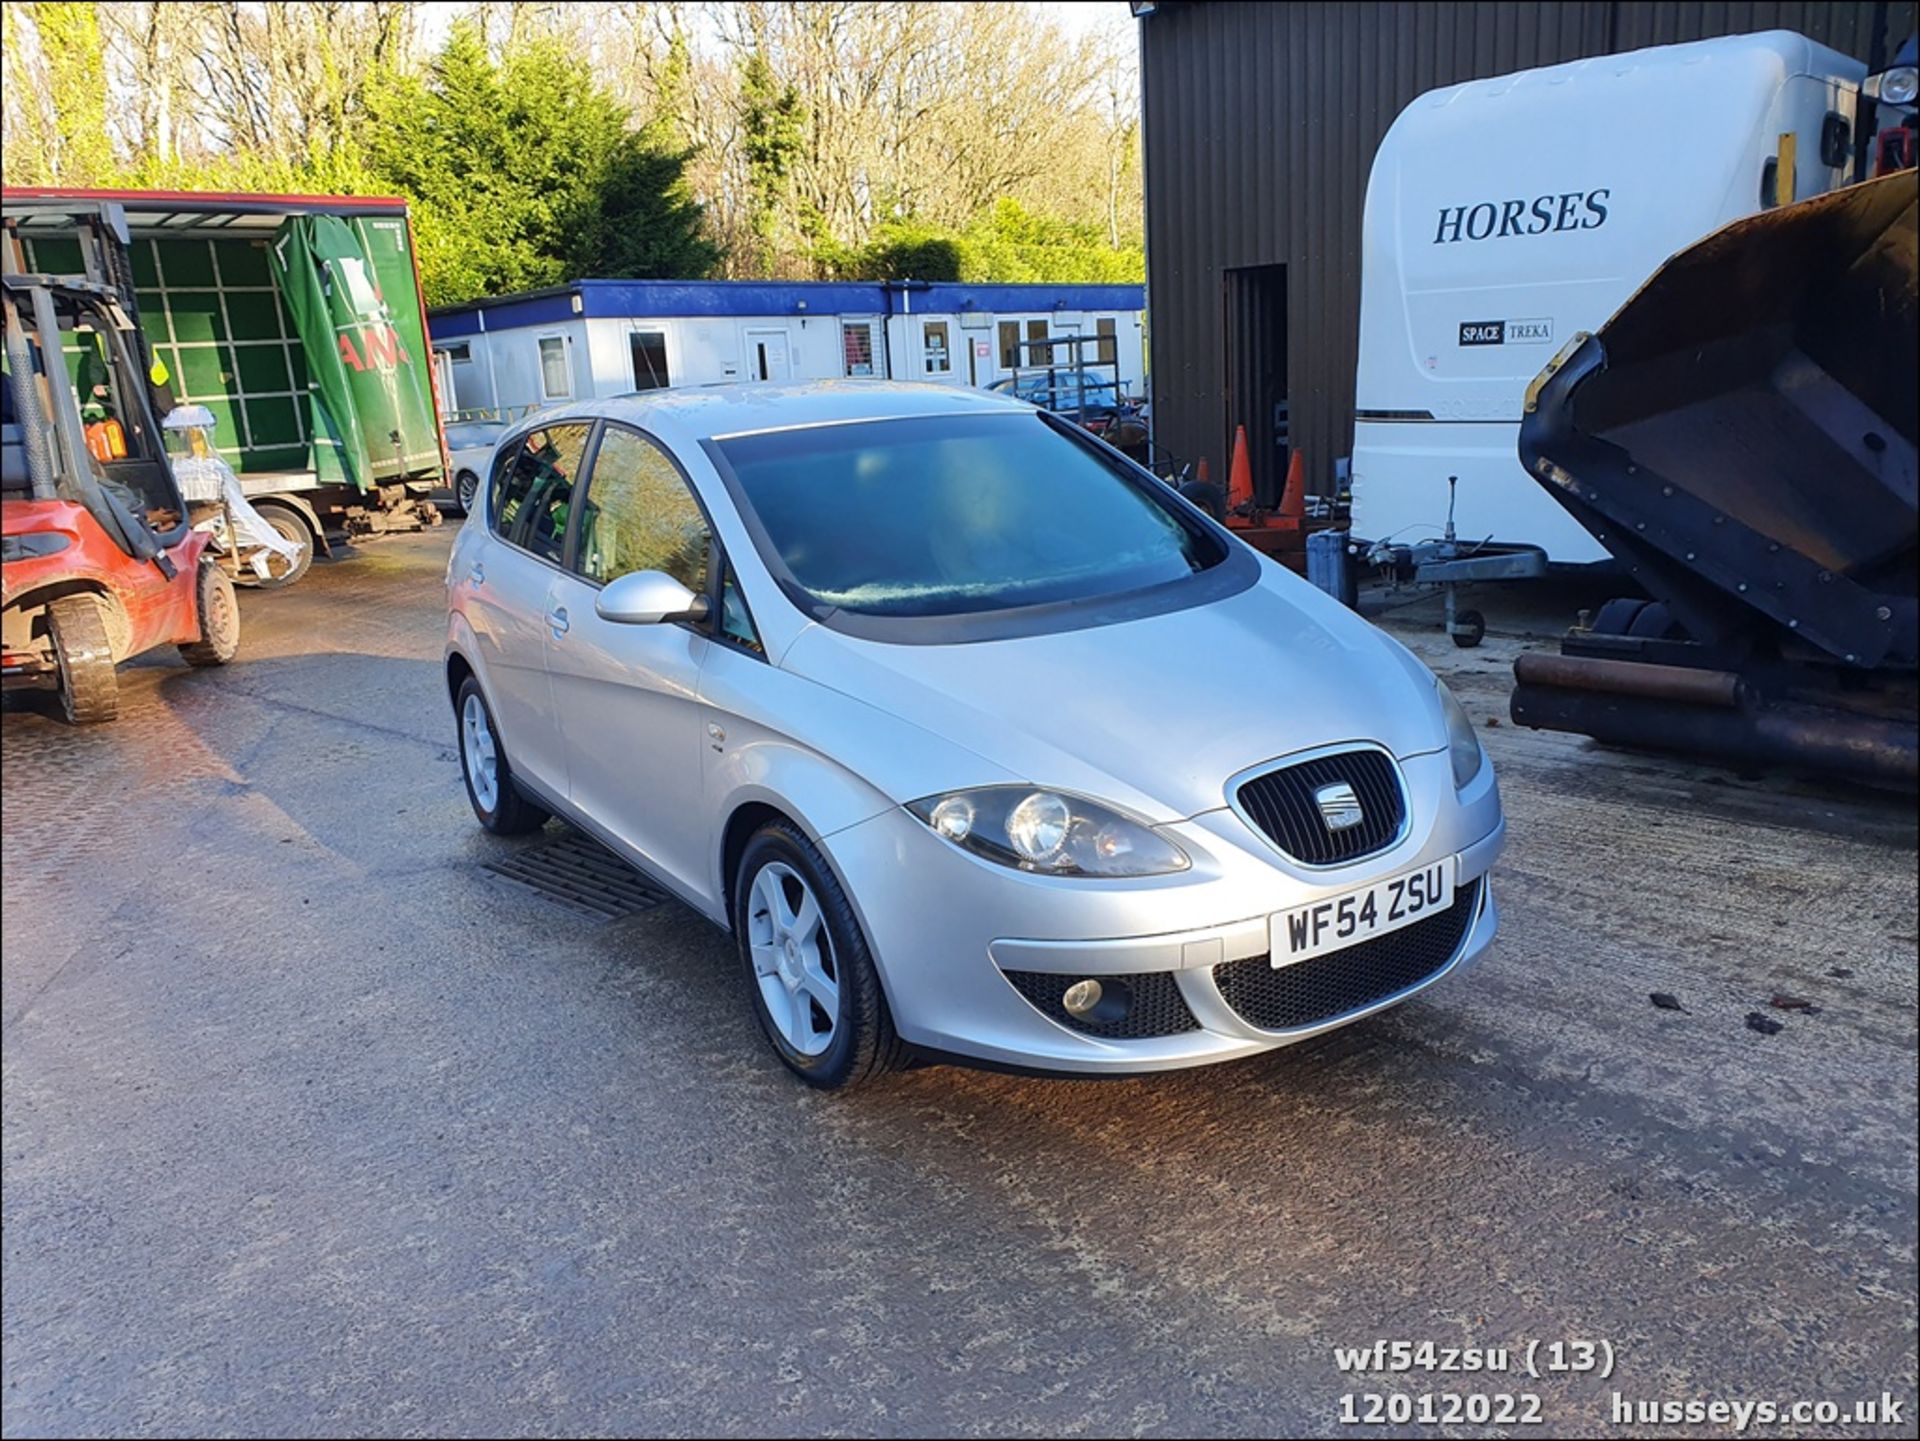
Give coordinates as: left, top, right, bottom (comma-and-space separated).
1213, 878, 1481, 1031
1234, 749, 1407, 865
1003, 969, 1200, 1039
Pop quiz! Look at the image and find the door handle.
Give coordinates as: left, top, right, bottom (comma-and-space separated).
467, 561, 485, 585
547, 606, 570, 637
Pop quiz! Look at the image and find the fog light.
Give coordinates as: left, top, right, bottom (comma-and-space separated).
1062, 978, 1104, 1017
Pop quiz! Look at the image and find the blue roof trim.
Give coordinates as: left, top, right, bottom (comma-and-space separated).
429, 289, 578, 338
429, 279, 1144, 334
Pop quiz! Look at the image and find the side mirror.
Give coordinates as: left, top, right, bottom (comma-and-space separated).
595, 569, 711, 625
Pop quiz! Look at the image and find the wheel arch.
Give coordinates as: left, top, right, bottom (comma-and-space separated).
4, 576, 130, 658
445, 647, 477, 710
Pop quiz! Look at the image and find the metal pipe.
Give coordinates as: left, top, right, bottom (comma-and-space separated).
1514, 651, 1746, 708
3, 295, 58, 500
1510, 685, 1917, 789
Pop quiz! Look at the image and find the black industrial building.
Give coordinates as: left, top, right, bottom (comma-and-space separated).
1136, 0, 1914, 503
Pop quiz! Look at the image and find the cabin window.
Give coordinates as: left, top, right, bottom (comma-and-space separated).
443, 342, 472, 365
629, 330, 670, 390
1096, 317, 1117, 367
538, 336, 572, 400
923, 321, 951, 375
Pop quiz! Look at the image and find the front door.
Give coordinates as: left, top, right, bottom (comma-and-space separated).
744, 329, 791, 383
543, 422, 716, 905
465, 421, 595, 798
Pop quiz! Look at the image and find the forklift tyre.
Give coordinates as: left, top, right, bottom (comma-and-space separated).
48, 594, 119, 725
242, 502, 314, 590
1450, 609, 1486, 648
179, 560, 241, 668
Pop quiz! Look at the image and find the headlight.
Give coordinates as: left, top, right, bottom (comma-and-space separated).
1437, 680, 1485, 789
1867, 65, 1918, 106
908, 786, 1190, 877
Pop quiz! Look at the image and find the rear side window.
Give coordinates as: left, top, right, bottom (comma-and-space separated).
491, 423, 593, 565
572, 425, 709, 592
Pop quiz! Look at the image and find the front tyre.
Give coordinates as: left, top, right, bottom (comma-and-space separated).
178, 560, 240, 667
733, 819, 906, 1091
455, 675, 549, 835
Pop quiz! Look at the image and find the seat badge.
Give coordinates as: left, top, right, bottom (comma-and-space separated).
1313, 781, 1364, 832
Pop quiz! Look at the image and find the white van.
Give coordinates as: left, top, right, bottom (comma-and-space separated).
1351, 31, 1865, 564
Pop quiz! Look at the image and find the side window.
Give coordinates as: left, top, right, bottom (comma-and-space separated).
997, 320, 1019, 370
922, 321, 950, 375
1025, 318, 1051, 368
630, 330, 669, 390
1096, 316, 1117, 367
841, 322, 875, 377
574, 425, 709, 592
491, 423, 593, 565
719, 564, 764, 655
538, 336, 572, 400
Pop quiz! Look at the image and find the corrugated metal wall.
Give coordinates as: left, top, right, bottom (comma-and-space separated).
1141, 0, 1913, 501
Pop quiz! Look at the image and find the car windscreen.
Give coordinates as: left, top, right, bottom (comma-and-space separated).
712, 412, 1225, 620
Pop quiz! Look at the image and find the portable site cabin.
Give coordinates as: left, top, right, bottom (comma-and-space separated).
426, 280, 1147, 419
1, 187, 448, 548
1351, 31, 1868, 564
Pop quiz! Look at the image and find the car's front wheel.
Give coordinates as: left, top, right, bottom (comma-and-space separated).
456, 675, 549, 835
733, 819, 906, 1090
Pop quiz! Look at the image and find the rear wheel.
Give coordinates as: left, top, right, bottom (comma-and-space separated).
179, 560, 240, 667
47, 594, 118, 725
456, 676, 549, 835
243, 502, 314, 589
733, 818, 906, 1091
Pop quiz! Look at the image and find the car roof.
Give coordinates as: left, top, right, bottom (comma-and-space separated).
556, 379, 1032, 442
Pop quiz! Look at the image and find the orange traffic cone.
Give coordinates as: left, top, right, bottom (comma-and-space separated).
1277, 447, 1306, 528
1227, 425, 1255, 514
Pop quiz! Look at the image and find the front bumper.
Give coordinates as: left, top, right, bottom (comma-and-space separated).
820, 748, 1505, 1074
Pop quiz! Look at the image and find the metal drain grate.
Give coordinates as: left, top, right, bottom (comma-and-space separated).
484, 827, 668, 920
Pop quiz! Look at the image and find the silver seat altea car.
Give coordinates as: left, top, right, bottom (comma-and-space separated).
446, 381, 1504, 1089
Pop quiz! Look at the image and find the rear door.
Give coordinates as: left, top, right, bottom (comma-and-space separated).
543, 423, 716, 904
464, 421, 594, 798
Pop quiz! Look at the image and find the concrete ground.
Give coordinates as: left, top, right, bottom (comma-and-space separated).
3, 530, 1914, 1439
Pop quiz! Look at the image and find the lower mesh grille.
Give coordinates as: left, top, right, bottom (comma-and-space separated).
1003, 969, 1199, 1039
1213, 879, 1482, 1031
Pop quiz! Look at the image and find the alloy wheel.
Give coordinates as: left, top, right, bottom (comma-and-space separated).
747, 861, 839, 1056
461, 691, 499, 811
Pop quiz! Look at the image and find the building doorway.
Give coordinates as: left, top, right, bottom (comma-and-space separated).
745, 328, 791, 382
1223, 263, 1289, 506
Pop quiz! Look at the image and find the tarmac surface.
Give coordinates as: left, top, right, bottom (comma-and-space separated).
3, 527, 1915, 1437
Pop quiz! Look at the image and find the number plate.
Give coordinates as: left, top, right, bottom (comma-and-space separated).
1269, 859, 1456, 967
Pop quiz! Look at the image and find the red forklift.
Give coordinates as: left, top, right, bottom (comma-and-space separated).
3, 203, 238, 724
